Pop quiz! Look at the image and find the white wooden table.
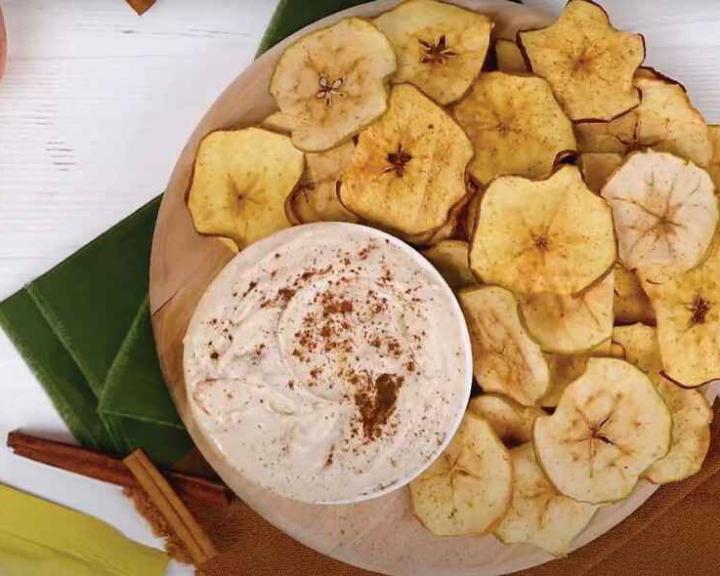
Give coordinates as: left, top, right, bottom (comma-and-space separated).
0, 1, 718, 573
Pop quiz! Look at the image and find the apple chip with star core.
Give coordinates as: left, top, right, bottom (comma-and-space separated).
519, 0, 645, 121
374, 0, 492, 105
270, 18, 396, 152
470, 165, 616, 295
340, 84, 473, 238
601, 150, 718, 282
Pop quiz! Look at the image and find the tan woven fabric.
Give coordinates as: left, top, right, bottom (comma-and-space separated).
132, 403, 720, 576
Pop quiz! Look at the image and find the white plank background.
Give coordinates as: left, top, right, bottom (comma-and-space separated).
0, 1, 718, 573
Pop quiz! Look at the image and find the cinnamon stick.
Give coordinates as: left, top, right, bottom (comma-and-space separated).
7, 431, 234, 507
125, 449, 217, 566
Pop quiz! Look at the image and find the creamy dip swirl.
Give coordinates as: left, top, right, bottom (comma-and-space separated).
184, 223, 471, 503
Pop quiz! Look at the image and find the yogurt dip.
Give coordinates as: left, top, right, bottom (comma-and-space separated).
184, 223, 472, 503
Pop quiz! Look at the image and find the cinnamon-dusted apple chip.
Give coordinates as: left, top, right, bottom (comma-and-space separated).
579, 152, 623, 194
188, 128, 304, 248
601, 150, 718, 282
285, 141, 358, 224
642, 241, 720, 387
469, 394, 543, 448
518, 0, 644, 121
612, 323, 712, 484
410, 412, 512, 536
340, 84, 473, 238
534, 358, 671, 504
422, 240, 476, 289
495, 444, 598, 555
519, 270, 614, 354
374, 0, 492, 105
453, 72, 576, 185
270, 18, 396, 152
470, 166, 616, 295
613, 263, 655, 325
458, 286, 549, 406
495, 39, 528, 74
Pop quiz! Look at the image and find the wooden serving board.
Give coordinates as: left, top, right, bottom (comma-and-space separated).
149, 2, 668, 574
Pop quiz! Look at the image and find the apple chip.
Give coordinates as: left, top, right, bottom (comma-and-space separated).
340, 84, 473, 238
534, 358, 671, 504
496, 39, 528, 74
469, 394, 543, 448
634, 70, 713, 167
285, 141, 358, 224
188, 128, 304, 248
519, 271, 614, 355
708, 125, 720, 190
374, 0, 492, 105
642, 241, 720, 387
518, 0, 644, 121
422, 240, 476, 289
470, 166, 616, 295
410, 412, 512, 536
495, 444, 597, 556
614, 263, 655, 325
453, 72, 576, 185
579, 153, 623, 194
458, 286, 549, 406
270, 17, 396, 152
612, 324, 712, 484
601, 150, 718, 281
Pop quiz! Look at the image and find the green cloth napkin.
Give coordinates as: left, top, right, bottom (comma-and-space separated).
0, 0, 378, 468
0, 484, 168, 576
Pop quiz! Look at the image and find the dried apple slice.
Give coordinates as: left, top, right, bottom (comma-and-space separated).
469, 394, 543, 448
374, 0, 492, 105
601, 150, 718, 281
519, 270, 614, 355
634, 69, 713, 168
410, 412, 512, 536
470, 165, 616, 295
285, 141, 358, 224
188, 128, 304, 248
579, 152, 623, 194
518, 0, 644, 121
642, 241, 720, 387
422, 240, 476, 289
534, 358, 671, 503
495, 444, 598, 555
613, 263, 655, 325
458, 286, 549, 406
612, 323, 712, 484
270, 17, 396, 152
495, 39, 528, 73
340, 84, 473, 238
453, 72, 576, 185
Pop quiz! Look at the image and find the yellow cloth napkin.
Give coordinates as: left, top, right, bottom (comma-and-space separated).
0, 484, 168, 576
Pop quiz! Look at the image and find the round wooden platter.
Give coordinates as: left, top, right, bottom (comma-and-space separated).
149, 1, 674, 574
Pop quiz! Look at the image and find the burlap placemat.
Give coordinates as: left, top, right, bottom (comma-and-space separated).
125, 403, 719, 576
